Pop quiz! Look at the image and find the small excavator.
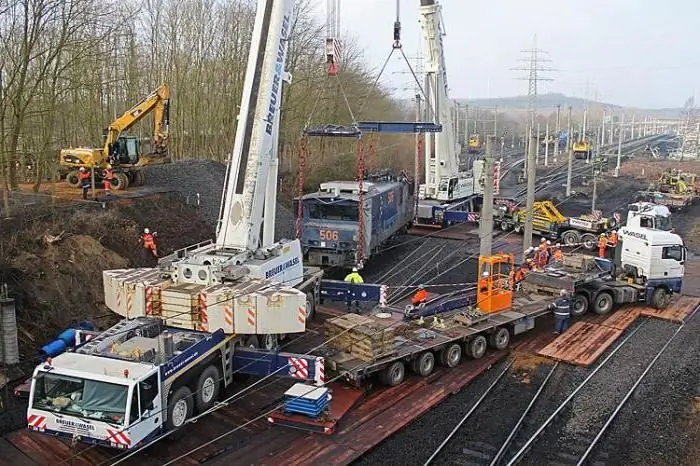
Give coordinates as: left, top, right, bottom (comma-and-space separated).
467, 134, 481, 153
572, 139, 591, 159
59, 84, 171, 190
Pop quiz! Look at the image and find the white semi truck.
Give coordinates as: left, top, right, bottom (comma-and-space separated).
25, 0, 329, 450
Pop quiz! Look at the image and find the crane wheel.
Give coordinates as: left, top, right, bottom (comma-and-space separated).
194, 365, 221, 413
580, 233, 597, 251
65, 171, 81, 188
165, 386, 193, 433
132, 170, 146, 186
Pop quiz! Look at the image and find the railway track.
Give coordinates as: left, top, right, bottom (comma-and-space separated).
422, 306, 699, 466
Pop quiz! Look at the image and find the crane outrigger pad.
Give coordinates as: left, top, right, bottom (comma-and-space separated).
304, 124, 362, 138
357, 121, 442, 133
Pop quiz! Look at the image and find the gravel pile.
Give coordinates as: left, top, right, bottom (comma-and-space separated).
144, 160, 296, 241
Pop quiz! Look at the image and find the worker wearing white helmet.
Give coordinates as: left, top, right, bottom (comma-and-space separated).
140, 228, 158, 258
549, 289, 572, 334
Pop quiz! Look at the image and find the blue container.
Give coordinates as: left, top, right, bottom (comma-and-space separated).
40, 339, 67, 358
58, 328, 77, 346
76, 321, 96, 331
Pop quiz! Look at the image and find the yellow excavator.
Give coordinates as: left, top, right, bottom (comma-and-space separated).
60, 84, 171, 190
467, 135, 481, 153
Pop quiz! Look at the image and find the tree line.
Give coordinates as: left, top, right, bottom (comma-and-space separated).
0, 0, 414, 202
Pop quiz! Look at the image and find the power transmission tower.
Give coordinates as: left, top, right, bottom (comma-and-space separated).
511, 36, 556, 175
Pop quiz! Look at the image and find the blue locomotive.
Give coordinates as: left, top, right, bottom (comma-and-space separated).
295, 171, 414, 268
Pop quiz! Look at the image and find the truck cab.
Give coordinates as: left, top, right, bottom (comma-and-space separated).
27, 353, 162, 449
625, 202, 672, 231
618, 226, 686, 287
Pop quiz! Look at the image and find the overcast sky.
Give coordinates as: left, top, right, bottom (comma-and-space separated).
314, 0, 698, 109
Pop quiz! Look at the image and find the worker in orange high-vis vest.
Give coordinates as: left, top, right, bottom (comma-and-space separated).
412, 285, 429, 305
140, 228, 158, 257
103, 165, 114, 195
597, 233, 607, 258
551, 244, 564, 265
78, 167, 91, 200
607, 230, 619, 261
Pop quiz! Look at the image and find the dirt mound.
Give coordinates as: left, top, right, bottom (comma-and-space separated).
0, 193, 213, 360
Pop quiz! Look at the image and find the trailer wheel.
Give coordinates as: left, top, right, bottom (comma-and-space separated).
514, 224, 523, 234
466, 336, 487, 359
489, 327, 511, 350
194, 365, 221, 413
500, 222, 511, 232
593, 292, 614, 315
65, 171, 81, 188
561, 230, 580, 246
132, 170, 146, 186
571, 294, 589, 317
440, 343, 462, 368
380, 361, 405, 386
580, 233, 597, 251
652, 287, 671, 310
410, 351, 435, 377
166, 386, 193, 431
305, 292, 317, 320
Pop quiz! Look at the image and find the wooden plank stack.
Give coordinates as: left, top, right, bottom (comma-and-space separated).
325, 314, 395, 362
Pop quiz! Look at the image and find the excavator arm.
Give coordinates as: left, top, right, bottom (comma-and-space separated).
103, 84, 170, 158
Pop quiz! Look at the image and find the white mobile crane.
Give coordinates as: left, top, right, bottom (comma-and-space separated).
415, 0, 494, 227
417, 0, 473, 203
26, 0, 326, 449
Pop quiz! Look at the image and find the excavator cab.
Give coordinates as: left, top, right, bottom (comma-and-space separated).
104, 132, 140, 165
477, 254, 514, 314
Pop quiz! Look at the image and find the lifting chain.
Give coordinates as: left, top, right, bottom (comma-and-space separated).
367, 135, 377, 172
296, 137, 308, 239
355, 140, 366, 266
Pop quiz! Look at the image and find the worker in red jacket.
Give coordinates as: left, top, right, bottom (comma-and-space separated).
140, 228, 158, 257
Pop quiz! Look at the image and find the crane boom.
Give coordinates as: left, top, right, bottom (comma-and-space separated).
217, 0, 293, 251
417, 0, 473, 202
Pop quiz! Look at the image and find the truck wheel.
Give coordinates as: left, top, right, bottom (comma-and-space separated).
514, 224, 522, 234
571, 294, 589, 317
489, 327, 511, 350
166, 386, 193, 431
112, 172, 129, 190
194, 365, 221, 413
65, 171, 81, 188
581, 233, 597, 251
500, 222, 510, 232
305, 292, 316, 320
380, 361, 405, 386
593, 292, 614, 315
440, 343, 462, 368
466, 335, 487, 360
561, 230, 580, 246
410, 352, 435, 377
652, 288, 671, 310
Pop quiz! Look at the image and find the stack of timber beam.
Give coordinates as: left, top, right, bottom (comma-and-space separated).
325, 314, 395, 362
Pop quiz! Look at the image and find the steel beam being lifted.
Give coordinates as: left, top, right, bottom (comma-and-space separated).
303, 121, 442, 137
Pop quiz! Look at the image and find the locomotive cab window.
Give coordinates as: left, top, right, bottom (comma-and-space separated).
309, 203, 358, 221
